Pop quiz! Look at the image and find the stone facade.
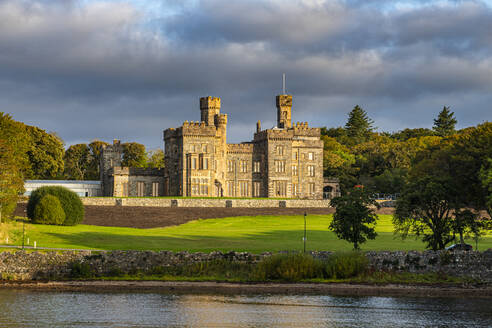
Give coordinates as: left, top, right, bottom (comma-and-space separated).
100, 140, 165, 197
164, 94, 325, 199
100, 94, 334, 199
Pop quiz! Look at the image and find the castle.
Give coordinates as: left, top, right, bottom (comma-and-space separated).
100, 94, 335, 199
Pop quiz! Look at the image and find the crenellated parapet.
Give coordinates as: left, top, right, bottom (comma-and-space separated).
227, 143, 254, 154
293, 122, 321, 137
110, 167, 165, 176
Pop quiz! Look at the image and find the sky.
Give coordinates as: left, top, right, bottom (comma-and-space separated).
1, 0, 491, 149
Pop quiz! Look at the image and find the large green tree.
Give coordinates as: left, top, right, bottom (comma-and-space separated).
394, 175, 455, 250
0, 113, 29, 219
64, 144, 91, 180
25, 125, 65, 179
345, 105, 375, 144
146, 149, 165, 169
0, 140, 24, 221
122, 142, 146, 167
329, 187, 379, 250
433, 106, 457, 137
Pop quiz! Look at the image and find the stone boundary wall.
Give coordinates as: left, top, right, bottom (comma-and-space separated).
81, 197, 331, 208
1, 250, 492, 282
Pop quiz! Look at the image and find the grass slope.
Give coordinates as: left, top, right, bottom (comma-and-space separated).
2, 215, 491, 252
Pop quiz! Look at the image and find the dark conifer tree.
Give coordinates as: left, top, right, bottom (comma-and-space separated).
433, 106, 457, 137
345, 105, 375, 144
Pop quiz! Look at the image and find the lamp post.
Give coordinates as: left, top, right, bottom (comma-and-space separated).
303, 212, 307, 254
22, 219, 25, 250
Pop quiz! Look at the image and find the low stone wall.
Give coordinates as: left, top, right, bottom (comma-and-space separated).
1, 250, 492, 282
81, 197, 331, 208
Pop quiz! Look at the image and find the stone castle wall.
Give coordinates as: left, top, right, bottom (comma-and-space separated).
81, 197, 331, 208
2, 250, 492, 282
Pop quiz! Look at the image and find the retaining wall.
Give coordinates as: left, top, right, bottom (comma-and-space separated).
81, 198, 331, 208
1, 250, 492, 282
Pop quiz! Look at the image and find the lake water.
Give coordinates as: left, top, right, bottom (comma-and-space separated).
0, 290, 491, 327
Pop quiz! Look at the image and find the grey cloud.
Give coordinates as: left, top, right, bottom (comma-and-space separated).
0, 0, 491, 148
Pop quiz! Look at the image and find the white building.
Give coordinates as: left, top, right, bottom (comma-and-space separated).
24, 180, 102, 197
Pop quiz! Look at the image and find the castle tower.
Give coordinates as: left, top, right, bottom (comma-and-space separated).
276, 94, 292, 129
100, 139, 123, 196
200, 96, 221, 126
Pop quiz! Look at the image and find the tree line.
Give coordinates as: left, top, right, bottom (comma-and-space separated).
0, 112, 164, 218
326, 106, 491, 250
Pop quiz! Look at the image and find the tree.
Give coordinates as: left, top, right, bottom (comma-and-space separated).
0, 140, 24, 220
25, 125, 65, 179
0, 113, 29, 219
480, 158, 492, 215
345, 105, 375, 144
86, 140, 109, 180
64, 144, 91, 180
329, 187, 379, 250
394, 175, 455, 250
373, 168, 407, 195
391, 128, 435, 141
122, 142, 146, 167
433, 106, 457, 137
146, 149, 165, 169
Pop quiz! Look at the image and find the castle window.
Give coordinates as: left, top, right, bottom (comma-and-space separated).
200, 178, 209, 195
293, 152, 298, 161
191, 157, 197, 170
293, 183, 298, 196
199, 155, 209, 170
277, 145, 284, 155
137, 182, 145, 197
308, 183, 315, 194
253, 182, 261, 197
308, 165, 315, 177
275, 160, 285, 173
202, 144, 208, 153
227, 181, 235, 196
292, 165, 298, 176
274, 181, 287, 197
308, 152, 314, 160
228, 160, 234, 172
240, 160, 248, 173
192, 178, 198, 195
239, 181, 249, 197
253, 161, 261, 173
152, 182, 159, 197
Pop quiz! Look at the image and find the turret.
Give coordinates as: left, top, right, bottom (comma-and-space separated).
200, 96, 221, 126
276, 94, 292, 129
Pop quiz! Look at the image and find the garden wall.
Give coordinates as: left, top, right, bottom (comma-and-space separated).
80, 198, 331, 208
1, 250, 492, 282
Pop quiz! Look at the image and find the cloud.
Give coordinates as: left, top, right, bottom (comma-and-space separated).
0, 0, 491, 149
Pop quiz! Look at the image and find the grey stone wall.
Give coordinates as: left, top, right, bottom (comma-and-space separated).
1, 250, 492, 282
81, 197, 332, 208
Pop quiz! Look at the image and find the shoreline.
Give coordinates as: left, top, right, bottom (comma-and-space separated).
1, 281, 491, 298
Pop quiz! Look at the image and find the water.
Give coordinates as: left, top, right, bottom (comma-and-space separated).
0, 290, 491, 327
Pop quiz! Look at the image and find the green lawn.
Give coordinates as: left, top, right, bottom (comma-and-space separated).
2, 215, 491, 253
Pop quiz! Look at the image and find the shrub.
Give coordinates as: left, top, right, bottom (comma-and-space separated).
325, 252, 368, 279
27, 186, 84, 226
254, 253, 324, 281
33, 195, 65, 225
